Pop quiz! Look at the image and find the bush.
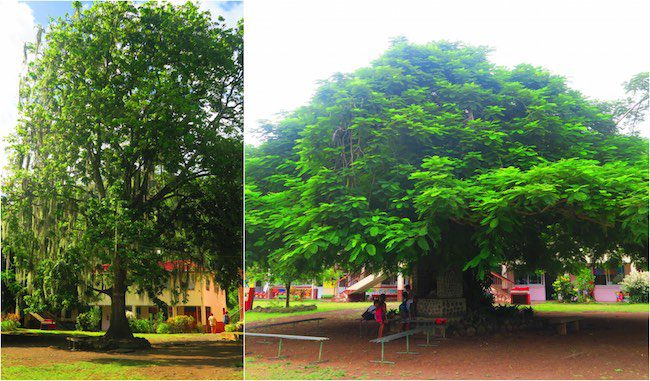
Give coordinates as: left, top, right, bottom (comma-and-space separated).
76, 307, 101, 331
224, 322, 243, 332
620, 271, 649, 303
4, 313, 21, 323
574, 268, 595, 303
166, 315, 196, 333
129, 318, 154, 333
1, 320, 21, 331
552, 274, 577, 302
156, 322, 171, 334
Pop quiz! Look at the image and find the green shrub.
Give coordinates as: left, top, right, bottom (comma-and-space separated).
166, 315, 196, 333
156, 322, 171, 334
224, 322, 243, 332
1, 320, 21, 331
129, 318, 154, 333
76, 307, 101, 331
552, 274, 577, 302
574, 268, 595, 303
620, 271, 649, 303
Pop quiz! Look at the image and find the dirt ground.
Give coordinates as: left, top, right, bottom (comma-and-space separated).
245, 309, 649, 380
1, 334, 243, 380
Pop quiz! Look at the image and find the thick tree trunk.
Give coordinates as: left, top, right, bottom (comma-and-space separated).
104, 258, 134, 340
285, 281, 291, 308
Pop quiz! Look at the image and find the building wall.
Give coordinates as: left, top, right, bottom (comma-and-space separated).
593, 285, 621, 302
96, 274, 227, 332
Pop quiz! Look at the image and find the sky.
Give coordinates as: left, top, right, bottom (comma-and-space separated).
245, 0, 650, 145
0, 0, 243, 174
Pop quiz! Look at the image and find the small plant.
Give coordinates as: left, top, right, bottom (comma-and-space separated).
1, 320, 21, 331
166, 315, 196, 333
76, 306, 101, 331
4, 313, 21, 323
553, 274, 577, 302
574, 268, 595, 303
129, 318, 154, 333
620, 271, 649, 303
156, 322, 171, 334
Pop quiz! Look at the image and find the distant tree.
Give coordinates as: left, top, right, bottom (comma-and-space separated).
245, 41, 648, 307
2, 1, 242, 342
608, 72, 649, 134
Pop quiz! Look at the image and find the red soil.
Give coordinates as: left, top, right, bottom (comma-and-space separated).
245, 309, 649, 380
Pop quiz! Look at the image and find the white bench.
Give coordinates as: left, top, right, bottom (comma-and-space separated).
369, 328, 424, 364
235, 332, 329, 363
403, 317, 448, 346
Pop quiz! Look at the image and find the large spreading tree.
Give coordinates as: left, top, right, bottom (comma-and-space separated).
246, 40, 648, 304
2, 1, 242, 340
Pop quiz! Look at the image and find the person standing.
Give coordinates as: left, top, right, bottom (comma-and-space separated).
208, 312, 217, 334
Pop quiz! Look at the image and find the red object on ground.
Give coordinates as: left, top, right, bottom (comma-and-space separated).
435, 318, 448, 325
40, 319, 56, 330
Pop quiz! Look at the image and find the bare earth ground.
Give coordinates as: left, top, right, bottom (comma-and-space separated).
245, 309, 649, 380
1, 334, 243, 380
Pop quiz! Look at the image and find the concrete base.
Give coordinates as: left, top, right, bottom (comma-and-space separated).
418, 298, 466, 317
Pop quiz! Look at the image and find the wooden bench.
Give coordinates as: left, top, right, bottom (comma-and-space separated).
234, 332, 329, 363
548, 316, 584, 335
369, 328, 424, 364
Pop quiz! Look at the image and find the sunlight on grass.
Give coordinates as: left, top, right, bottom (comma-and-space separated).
531, 302, 648, 313
11, 329, 214, 342
245, 359, 346, 380
1, 360, 149, 380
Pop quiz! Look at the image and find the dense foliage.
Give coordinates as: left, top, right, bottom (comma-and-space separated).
2, 1, 243, 339
76, 306, 101, 331
620, 271, 649, 303
246, 40, 648, 287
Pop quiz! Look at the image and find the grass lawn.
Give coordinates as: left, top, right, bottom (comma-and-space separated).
531, 302, 649, 313
8, 328, 214, 342
245, 357, 348, 380
245, 300, 399, 323
1, 359, 151, 380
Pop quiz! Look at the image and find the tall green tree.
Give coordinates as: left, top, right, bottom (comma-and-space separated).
246, 41, 648, 304
2, 1, 243, 340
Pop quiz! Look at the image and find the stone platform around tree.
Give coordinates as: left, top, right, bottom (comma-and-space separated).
418, 298, 466, 318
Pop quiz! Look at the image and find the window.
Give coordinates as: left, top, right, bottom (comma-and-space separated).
206, 278, 210, 291
135, 306, 141, 317
514, 272, 544, 285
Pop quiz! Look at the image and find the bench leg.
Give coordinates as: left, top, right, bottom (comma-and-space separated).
557, 323, 567, 335
310, 341, 328, 364
397, 335, 419, 355
418, 329, 439, 347
269, 338, 286, 360
370, 342, 395, 364
574, 321, 580, 333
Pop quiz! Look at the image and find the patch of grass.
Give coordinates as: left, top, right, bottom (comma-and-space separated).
1, 360, 149, 380
8, 328, 212, 343
246, 300, 399, 322
245, 361, 346, 380
531, 302, 648, 313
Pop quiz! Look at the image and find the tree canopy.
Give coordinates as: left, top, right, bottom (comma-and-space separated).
2, 1, 243, 339
246, 40, 648, 283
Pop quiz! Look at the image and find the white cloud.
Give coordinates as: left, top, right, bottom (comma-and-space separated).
198, 1, 242, 28
0, 0, 35, 175
245, 0, 649, 144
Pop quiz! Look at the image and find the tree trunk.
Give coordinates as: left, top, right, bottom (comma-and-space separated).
285, 281, 291, 308
104, 258, 133, 340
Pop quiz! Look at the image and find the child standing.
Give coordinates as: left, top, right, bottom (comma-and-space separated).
374, 299, 385, 338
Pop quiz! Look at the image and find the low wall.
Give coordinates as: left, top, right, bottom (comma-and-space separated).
418, 298, 466, 317
593, 285, 621, 302
528, 285, 546, 301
